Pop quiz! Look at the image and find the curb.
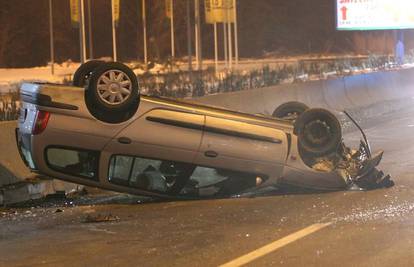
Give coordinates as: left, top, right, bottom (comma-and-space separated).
0, 179, 83, 206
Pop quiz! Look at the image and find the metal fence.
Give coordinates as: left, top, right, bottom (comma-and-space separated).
0, 88, 20, 121
139, 67, 290, 98
0, 100, 20, 121
139, 55, 399, 98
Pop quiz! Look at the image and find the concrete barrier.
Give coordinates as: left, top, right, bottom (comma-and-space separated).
195, 68, 414, 115
0, 180, 83, 205
0, 121, 82, 204
299, 80, 329, 109
0, 121, 32, 186
261, 83, 301, 114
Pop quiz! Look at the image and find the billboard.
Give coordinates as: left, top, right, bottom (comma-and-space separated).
336, 0, 414, 30
204, 0, 235, 24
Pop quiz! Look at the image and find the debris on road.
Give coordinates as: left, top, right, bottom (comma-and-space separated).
83, 213, 120, 223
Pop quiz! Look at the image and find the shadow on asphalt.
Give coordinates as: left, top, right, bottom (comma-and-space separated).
4, 185, 361, 209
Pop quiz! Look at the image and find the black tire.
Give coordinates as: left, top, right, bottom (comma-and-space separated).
73, 60, 105, 87
294, 108, 342, 157
86, 62, 140, 123
272, 101, 309, 121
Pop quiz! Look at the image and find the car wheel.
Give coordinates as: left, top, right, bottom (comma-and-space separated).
294, 108, 342, 157
272, 101, 309, 121
86, 62, 140, 123
73, 60, 105, 87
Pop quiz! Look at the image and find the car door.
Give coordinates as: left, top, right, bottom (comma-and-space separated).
194, 116, 288, 177
104, 108, 205, 163
100, 108, 205, 190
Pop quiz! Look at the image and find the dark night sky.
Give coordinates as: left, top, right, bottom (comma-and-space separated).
0, 0, 412, 67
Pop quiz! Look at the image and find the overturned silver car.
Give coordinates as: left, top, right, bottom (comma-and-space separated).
15, 61, 392, 198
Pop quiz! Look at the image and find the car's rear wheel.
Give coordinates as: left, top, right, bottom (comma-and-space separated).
294, 108, 342, 157
272, 101, 309, 121
86, 62, 140, 123
73, 60, 105, 87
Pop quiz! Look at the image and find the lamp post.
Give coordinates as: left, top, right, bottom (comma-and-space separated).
170, 0, 175, 59
87, 0, 93, 59
194, 0, 202, 70
186, 0, 193, 76
111, 0, 118, 61
142, 0, 148, 67
233, 0, 239, 67
79, 0, 86, 63
48, 0, 55, 75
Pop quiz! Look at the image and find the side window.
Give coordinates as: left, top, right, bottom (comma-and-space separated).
109, 155, 194, 193
108, 155, 267, 196
45, 147, 99, 180
108, 156, 135, 185
180, 167, 267, 197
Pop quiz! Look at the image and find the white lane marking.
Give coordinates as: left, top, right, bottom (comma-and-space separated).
219, 222, 332, 267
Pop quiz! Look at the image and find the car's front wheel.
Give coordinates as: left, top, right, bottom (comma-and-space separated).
86, 62, 140, 123
294, 108, 342, 157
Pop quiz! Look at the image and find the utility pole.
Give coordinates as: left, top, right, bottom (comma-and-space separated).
87, 0, 93, 59
48, 0, 55, 75
170, 0, 175, 59
233, 0, 239, 67
194, 0, 198, 70
79, 0, 86, 63
194, 0, 202, 70
142, 0, 148, 67
223, 23, 228, 69
214, 22, 218, 73
186, 0, 193, 76
111, 0, 118, 61
227, 5, 233, 69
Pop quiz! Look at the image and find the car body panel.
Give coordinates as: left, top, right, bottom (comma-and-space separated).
16, 82, 385, 198
115, 108, 205, 163
195, 115, 288, 178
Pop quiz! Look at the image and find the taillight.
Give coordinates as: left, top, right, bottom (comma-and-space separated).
32, 110, 50, 135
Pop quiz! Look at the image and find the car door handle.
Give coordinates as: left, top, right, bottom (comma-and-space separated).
118, 137, 131, 144
204, 150, 218, 158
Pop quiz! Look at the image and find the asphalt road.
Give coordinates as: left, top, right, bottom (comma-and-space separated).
2, 104, 414, 267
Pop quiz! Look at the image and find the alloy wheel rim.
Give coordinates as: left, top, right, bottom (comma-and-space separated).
97, 70, 132, 105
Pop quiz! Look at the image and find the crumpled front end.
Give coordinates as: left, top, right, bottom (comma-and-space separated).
310, 141, 392, 190
281, 110, 393, 191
